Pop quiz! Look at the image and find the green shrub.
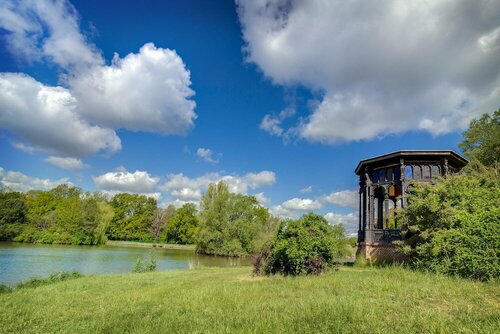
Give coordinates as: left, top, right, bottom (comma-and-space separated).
399, 171, 500, 281
132, 252, 157, 273
255, 213, 349, 276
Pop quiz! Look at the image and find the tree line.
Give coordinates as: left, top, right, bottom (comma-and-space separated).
1, 179, 345, 258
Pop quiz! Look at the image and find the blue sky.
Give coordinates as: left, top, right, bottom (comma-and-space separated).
1, 0, 499, 233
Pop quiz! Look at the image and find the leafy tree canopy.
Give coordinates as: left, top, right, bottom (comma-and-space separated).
459, 109, 499, 170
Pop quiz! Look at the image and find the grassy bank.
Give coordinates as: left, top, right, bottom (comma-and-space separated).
0, 267, 498, 333
105, 240, 195, 250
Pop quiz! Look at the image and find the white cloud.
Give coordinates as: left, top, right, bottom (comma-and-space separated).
282, 197, 322, 211
0, 166, 70, 192
299, 185, 312, 193
259, 106, 296, 140
324, 212, 358, 235
93, 168, 160, 194
0, 73, 121, 158
321, 190, 358, 209
69, 43, 196, 134
196, 147, 219, 164
0, 1, 197, 159
0, 0, 103, 69
45, 156, 88, 170
237, 0, 500, 143
161, 170, 276, 203
253, 192, 270, 205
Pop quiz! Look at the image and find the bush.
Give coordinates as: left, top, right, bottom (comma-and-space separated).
399, 171, 500, 281
132, 252, 158, 273
254, 213, 349, 276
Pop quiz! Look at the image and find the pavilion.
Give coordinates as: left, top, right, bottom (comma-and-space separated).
354, 150, 468, 262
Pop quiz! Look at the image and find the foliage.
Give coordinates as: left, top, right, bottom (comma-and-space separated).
11, 185, 108, 245
0, 191, 27, 240
459, 109, 499, 170
1, 267, 498, 333
93, 202, 114, 245
197, 182, 270, 256
108, 193, 157, 242
152, 205, 176, 240
163, 203, 198, 244
132, 252, 157, 273
399, 170, 500, 281
15, 271, 83, 290
255, 213, 350, 276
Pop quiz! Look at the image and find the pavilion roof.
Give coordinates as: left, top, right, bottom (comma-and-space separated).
354, 150, 468, 175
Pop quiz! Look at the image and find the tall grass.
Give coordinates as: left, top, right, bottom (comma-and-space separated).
0, 266, 498, 333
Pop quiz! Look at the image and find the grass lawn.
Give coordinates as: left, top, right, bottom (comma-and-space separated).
0, 266, 498, 333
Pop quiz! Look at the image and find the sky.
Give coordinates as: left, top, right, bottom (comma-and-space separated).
1, 0, 499, 234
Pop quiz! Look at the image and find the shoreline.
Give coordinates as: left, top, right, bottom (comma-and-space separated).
105, 240, 196, 251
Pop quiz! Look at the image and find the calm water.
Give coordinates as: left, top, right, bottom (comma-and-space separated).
0, 242, 251, 285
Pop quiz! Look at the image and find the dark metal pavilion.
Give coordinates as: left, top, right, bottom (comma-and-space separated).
354, 150, 468, 262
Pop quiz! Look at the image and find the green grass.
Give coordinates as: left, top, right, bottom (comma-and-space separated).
0, 267, 498, 333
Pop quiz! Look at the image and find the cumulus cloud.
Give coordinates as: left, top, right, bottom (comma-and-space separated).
282, 197, 322, 211
324, 212, 358, 235
45, 156, 88, 170
237, 0, 500, 143
321, 190, 358, 209
69, 43, 196, 134
0, 1, 196, 158
253, 192, 270, 205
93, 167, 160, 194
161, 171, 276, 203
0, 73, 121, 158
0, 0, 103, 69
0, 166, 70, 192
270, 196, 322, 218
196, 147, 219, 164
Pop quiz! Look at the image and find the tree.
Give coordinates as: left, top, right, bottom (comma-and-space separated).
164, 203, 198, 244
197, 181, 270, 256
459, 109, 499, 170
255, 213, 349, 276
152, 205, 176, 240
0, 191, 27, 240
399, 171, 500, 281
108, 193, 157, 242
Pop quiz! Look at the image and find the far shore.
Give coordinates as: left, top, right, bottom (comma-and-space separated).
105, 240, 196, 251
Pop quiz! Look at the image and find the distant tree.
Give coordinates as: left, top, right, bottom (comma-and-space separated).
197, 181, 270, 256
152, 205, 176, 240
108, 193, 156, 242
14, 185, 103, 244
0, 191, 27, 240
459, 109, 499, 171
255, 213, 350, 276
93, 201, 114, 245
164, 203, 198, 244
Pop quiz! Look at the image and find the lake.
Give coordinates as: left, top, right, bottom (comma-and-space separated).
0, 242, 251, 285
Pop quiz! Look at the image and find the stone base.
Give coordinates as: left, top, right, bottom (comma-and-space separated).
356, 242, 406, 264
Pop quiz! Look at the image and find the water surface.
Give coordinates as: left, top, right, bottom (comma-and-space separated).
0, 242, 251, 285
